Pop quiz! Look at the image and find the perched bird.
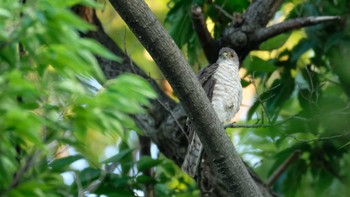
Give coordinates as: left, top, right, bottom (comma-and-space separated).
182, 47, 242, 177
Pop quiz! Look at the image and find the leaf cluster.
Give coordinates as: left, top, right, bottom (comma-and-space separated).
0, 0, 159, 196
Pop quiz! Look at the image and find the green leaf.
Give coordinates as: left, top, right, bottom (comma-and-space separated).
137, 156, 162, 172
260, 33, 290, 50
79, 167, 101, 184
136, 175, 157, 184
0, 43, 17, 67
290, 39, 312, 62
244, 56, 277, 73
0, 7, 12, 18
49, 155, 84, 172
106, 74, 157, 99
241, 79, 250, 87
102, 149, 133, 164
265, 74, 295, 119
160, 161, 176, 176
5, 110, 43, 146
246, 100, 260, 121
80, 39, 121, 62
55, 9, 94, 32
165, 0, 193, 48
0, 155, 17, 188
187, 33, 200, 65
55, 79, 85, 94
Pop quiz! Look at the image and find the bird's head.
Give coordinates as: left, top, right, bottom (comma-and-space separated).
217, 47, 238, 63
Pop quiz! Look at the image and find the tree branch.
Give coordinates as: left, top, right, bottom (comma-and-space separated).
220, 1, 340, 61
224, 123, 270, 129
243, 0, 283, 28
3, 151, 40, 196
267, 150, 301, 187
253, 16, 342, 44
191, 5, 220, 64
192, 0, 283, 61
109, 0, 261, 196
139, 136, 155, 197
75, 5, 276, 196
74, 5, 190, 169
211, 3, 234, 20
74, 6, 177, 129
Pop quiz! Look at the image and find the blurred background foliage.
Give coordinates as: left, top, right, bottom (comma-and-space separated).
1, 0, 350, 196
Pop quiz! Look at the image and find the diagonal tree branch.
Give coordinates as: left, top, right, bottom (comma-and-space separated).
108, 0, 261, 196
74, 2, 345, 196
74, 5, 189, 167
73, 5, 193, 167
267, 150, 301, 187
73, 6, 176, 128
74, 4, 277, 197
253, 16, 342, 44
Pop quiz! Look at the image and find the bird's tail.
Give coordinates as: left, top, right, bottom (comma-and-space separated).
181, 132, 203, 177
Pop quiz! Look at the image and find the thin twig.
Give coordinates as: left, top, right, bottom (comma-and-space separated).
227, 122, 350, 143
75, 173, 84, 197
251, 73, 274, 125
290, 132, 350, 143
156, 99, 189, 142
225, 114, 350, 144
9, 151, 40, 189
244, 75, 339, 144
85, 170, 107, 194
224, 114, 298, 129
224, 123, 270, 129
212, 3, 234, 20
267, 150, 301, 186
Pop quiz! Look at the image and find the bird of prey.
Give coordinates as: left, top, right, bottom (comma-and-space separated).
182, 47, 242, 177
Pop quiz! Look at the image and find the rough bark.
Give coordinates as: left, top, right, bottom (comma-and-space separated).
73, 5, 189, 165
221, 0, 283, 61
109, 0, 261, 196
139, 136, 155, 197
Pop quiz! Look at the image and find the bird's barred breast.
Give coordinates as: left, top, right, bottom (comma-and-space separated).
212, 61, 242, 122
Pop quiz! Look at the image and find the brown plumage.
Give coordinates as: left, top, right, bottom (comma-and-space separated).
182, 47, 242, 177
197, 62, 219, 102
